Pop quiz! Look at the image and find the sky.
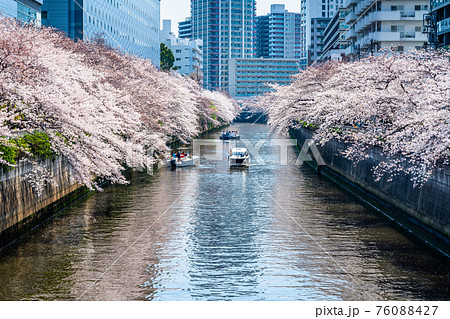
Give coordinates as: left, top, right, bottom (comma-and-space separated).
160, 0, 301, 35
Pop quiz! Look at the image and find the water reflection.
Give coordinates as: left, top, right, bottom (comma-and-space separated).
0, 123, 448, 300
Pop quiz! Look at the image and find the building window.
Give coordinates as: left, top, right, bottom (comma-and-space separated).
42, 11, 48, 20
391, 25, 404, 32
391, 6, 404, 11
415, 5, 428, 11
17, 3, 38, 23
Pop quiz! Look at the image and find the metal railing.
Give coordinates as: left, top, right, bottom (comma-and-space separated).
437, 17, 450, 33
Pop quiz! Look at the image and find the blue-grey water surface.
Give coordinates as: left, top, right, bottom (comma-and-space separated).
0, 123, 448, 300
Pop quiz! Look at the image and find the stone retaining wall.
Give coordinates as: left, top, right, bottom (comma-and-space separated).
290, 127, 450, 256
0, 157, 82, 246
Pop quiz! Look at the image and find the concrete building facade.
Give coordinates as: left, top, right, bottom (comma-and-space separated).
228, 57, 300, 98
161, 19, 203, 77
322, 7, 350, 61
191, 0, 256, 91
429, 0, 450, 48
310, 17, 332, 62
343, 0, 428, 57
41, 0, 160, 65
300, 0, 345, 67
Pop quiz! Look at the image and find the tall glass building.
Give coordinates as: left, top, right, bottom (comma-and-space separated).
191, 0, 256, 91
0, 0, 43, 25
41, 0, 160, 65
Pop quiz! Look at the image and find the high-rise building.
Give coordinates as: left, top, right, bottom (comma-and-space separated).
322, 8, 350, 61
343, 0, 428, 58
0, 0, 43, 25
178, 17, 193, 39
310, 17, 331, 62
300, 0, 344, 67
41, 0, 160, 65
256, 4, 301, 59
428, 0, 450, 48
256, 15, 269, 58
191, 0, 256, 91
161, 20, 203, 78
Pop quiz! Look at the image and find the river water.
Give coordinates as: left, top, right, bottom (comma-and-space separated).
0, 123, 448, 301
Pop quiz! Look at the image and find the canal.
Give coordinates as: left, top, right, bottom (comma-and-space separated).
0, 123, 448, 300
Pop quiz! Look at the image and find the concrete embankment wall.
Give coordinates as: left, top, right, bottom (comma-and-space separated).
0, 157, 85, 247
290, 127, 450, 256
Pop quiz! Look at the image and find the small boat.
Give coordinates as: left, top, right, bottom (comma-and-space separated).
228, 148, 250, 167
220, 130, 240, 140
167, 149, 196, 168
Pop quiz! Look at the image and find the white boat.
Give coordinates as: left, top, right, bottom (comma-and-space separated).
167, 149, 196, 168
228, 148, 250, 167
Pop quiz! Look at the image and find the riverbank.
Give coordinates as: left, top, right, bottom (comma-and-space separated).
0, 157, 89, 249
1, 123, 448, 301
290, 127, 450, 257
0, 122, 233, 249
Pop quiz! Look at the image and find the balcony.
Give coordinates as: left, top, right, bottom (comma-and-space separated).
400, 31, 416, 38
369, 11, 399, 22
356, 0, 375, 16
345, 11, 358, 24
437, 17, 450, 35
432, 0, 450, 10
344, 0, 358, 8
344, 28, 358, 40
400, 11, 416, 19
367, 31, 428, 42
362, 15, 371, 28
368, 11, 425, 22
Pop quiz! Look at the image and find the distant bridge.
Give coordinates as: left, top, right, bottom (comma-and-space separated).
234, 110, 267, 124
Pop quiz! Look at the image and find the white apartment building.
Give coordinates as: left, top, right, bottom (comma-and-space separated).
300, 0, 345, 67
343, 0, 429, 57
161, 20, 203, 77
228, 58, 300, 98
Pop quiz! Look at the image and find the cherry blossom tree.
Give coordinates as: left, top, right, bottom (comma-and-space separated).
0, 17, 239, 192
259, 49, 450, 185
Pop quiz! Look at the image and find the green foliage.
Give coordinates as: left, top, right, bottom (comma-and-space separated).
330, 127, 343, 134
298, 120, 317, 128
0, 142, 18, 166
20, 132, 54, 158
160, 43, 175, 71
0, 132, 55, 170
